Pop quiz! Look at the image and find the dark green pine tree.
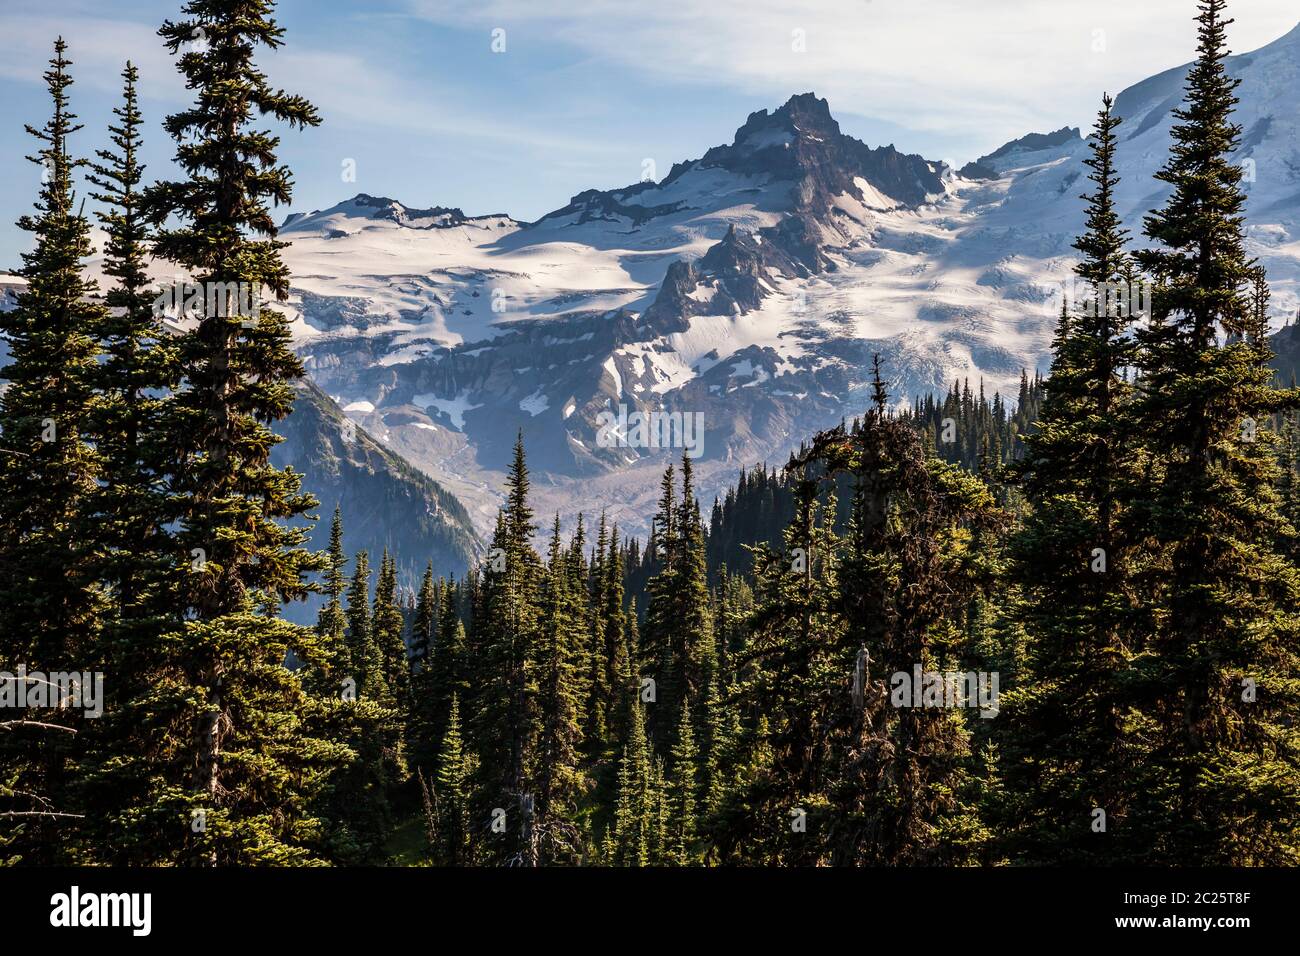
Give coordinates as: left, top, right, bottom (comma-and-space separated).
719, 470, 842, 864
374, 554, 410, 785
407, 562, 440, 775
1001, 94, 1149, 864
806, 377, 1004, 866
699, 670, 732, 819
470, 433, 543, 864
674, 454, 716, 727
642, 464, 678, 746
412, 562, 436, 671
309, 507, 350, 689
642, 456, 717, 755
647, 755, 670, 864
583, 513, 612, 750
586, 526, 632, 834
434, 694, 471, 865
305, 542, 398, 864
600, 525, 633, 745
77, 62, 206, 863
667, 700, 699, 865
372, 549, 409, 702
295, 509, 392, 864
0, 39, 106, 864
706, 565, 749, 822
1129, 0, 1300, 863
139, 0, 338, 863
611, 697, 653, 866
428, 578, 467, 749
84, 60, 178, 624
345, 550, 379, 693
529, 515, 585, 864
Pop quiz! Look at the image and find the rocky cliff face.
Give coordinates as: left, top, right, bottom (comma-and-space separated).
688, 92, 945, 211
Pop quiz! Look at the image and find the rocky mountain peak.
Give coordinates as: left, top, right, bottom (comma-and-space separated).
350, 194, 471, 227
688, 93, 943, 212
733, 92, 841, 148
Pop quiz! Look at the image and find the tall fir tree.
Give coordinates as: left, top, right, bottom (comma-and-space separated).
434, 694, 470, 865
812, 380, 1005, 866
642, 464, 678, 746
407, 561, 440, 775
345, 550, 380, 694
720, 470, 842, 864
84, 60, 177, 624
1001, 94, 1150, 863
667, 700, 699, 865
412, 562, 436, 671
611, 697, 653, 866
140, 0, 338, 863
1128, 0, 1300, 863
470, 433, 542, 864
530, 515, 585, 864
77, 62, 192, 861
311, 507, 350, 688
0, 38, 105, 863
372, 549, 409, 702
674, 454, 716, 733
583, 513, 612, 751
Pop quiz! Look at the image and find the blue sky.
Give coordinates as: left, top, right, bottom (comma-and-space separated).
1, 0, 1297, 267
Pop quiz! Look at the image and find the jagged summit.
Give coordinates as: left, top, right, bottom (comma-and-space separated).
532, 93, 944, 235
349, 193, 468, 224
959, 127, 1083, 179
732, 92, 841, 146
675, 92, 944, 208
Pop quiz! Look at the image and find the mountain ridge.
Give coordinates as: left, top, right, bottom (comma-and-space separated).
278, 22, 1300, 538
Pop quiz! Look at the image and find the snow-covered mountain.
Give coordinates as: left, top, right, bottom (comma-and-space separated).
280, 24, 1300, 537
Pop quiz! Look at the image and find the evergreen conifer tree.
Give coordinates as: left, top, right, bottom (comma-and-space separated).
1128, 0, 1300, 863
142, 0, 338, 863
0, 40, 105, 862
1001, 94, 1149, 864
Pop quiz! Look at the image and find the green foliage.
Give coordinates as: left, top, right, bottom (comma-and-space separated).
1122, 0, 1300, 863
0, 38, 106, 863
130, 0, 341, 863
6, 0, 1300, 870
1000, 94, 1151, 864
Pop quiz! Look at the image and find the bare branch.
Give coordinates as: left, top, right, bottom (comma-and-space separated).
0, 719, 77, 734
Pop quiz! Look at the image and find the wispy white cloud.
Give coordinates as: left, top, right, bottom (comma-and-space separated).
0, 14, 176, 97
406, 0, 1300, 154
0, 6, 619, 161
268, 49, 623, 157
